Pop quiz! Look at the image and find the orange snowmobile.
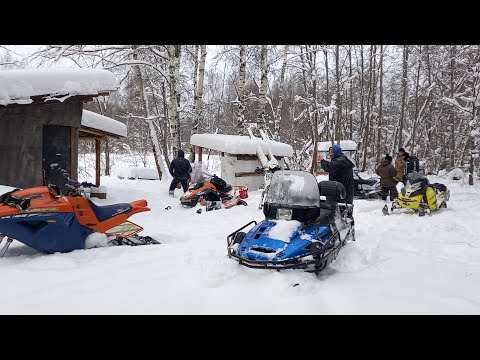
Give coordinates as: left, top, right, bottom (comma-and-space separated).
0, 184, 158, 257
180, 174, 248, 209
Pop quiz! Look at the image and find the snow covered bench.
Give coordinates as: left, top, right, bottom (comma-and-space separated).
112, 166, 160, 180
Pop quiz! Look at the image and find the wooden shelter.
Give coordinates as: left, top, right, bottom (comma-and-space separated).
0, 68, 119, 190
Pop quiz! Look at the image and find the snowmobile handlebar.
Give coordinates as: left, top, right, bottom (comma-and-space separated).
47, 184, 63, 198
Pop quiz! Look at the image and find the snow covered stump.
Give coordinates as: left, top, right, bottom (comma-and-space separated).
90, 186, 107, 199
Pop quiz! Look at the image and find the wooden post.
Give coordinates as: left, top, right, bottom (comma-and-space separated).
105, 138, 110, 176
70, 127, 78, 181
95, 139, 101, 186
198, 146, 202, 162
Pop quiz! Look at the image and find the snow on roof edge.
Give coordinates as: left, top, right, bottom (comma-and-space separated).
0, 68, 118, 106
190, 133, 293, 157
81, 110, 127, 138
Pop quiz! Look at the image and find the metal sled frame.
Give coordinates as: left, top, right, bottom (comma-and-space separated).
0, 233, 14, 257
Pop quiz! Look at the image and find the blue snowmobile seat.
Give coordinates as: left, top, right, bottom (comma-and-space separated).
88, 200, 132, 222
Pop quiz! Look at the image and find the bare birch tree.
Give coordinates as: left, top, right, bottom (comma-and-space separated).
189, 45, 207, 162
273, 45, 289, 140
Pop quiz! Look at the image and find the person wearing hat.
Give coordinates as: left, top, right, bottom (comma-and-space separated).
376, 154, 398, 201
319, 144, 355, 204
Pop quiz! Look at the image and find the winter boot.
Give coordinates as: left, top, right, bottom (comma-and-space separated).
169, 190, 174, 197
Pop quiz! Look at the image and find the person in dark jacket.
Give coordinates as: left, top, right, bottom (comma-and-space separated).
376, 154, 398, 201
169, 149, 192, 196
320, 144, 355, 204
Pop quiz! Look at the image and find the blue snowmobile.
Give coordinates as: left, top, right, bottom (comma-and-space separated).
227, 170, 355, 274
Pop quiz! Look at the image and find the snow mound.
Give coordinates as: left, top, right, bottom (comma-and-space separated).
112, 166, 160, 180
330, 243, 380, 273
84, 232, 109, 249
267, 220, 301, 243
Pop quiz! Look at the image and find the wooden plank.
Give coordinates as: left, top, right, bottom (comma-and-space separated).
236, 154, 258, 161
198, 146, 202, 162
95, 139, 101, 186
235, 172, 263, 178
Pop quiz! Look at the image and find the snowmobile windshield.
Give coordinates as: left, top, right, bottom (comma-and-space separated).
265, 170, 320, 208
191, 161, 212, 182
407, 172, 429, 185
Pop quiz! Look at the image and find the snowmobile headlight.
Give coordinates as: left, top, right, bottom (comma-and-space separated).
276, 208, 292, 220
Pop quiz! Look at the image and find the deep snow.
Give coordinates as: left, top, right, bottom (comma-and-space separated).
1, 162, 480, 314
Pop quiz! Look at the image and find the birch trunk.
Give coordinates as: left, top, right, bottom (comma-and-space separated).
189, 45, 206, 162
256, 45, 268, 130
349, 46, 353, 138
237, 45, 247, 134
160, 73, 171, 169
362, 46, 374, 170
376, 45, 384, 161
449, 45, 456, 168
168, 45, 181, 157
398, 45, 409, 149
273, 45, 288, 140
335, 45, 342, 143
133, 47, 165, 179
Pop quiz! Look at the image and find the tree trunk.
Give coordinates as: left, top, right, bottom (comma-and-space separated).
411, 46, 422, 152
188, 45, 199, 162
359, 45, 365, 141
133, 46, 165, 180
160, 72, 171, 169
362, 46, 374, 170
335, 45, 342, 143
349, 46, 353, 138
450, 45, 456, 168
189, 45, 206, 163
377, 45, 384, 162
256, 45, 269, 131
237, 45, 247, 134
398, 45, 409, 149
323, 48, 331, 140
168, 45, 181, 157
274, 45, 288, 140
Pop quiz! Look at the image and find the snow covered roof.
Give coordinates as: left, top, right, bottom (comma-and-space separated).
190, 133, 293, 157
81, 110, 127, 138
317, 140, 358, 151
0, 68, 118, 106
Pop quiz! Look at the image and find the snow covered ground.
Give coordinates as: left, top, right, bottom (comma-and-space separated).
1, 160, 480, 314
